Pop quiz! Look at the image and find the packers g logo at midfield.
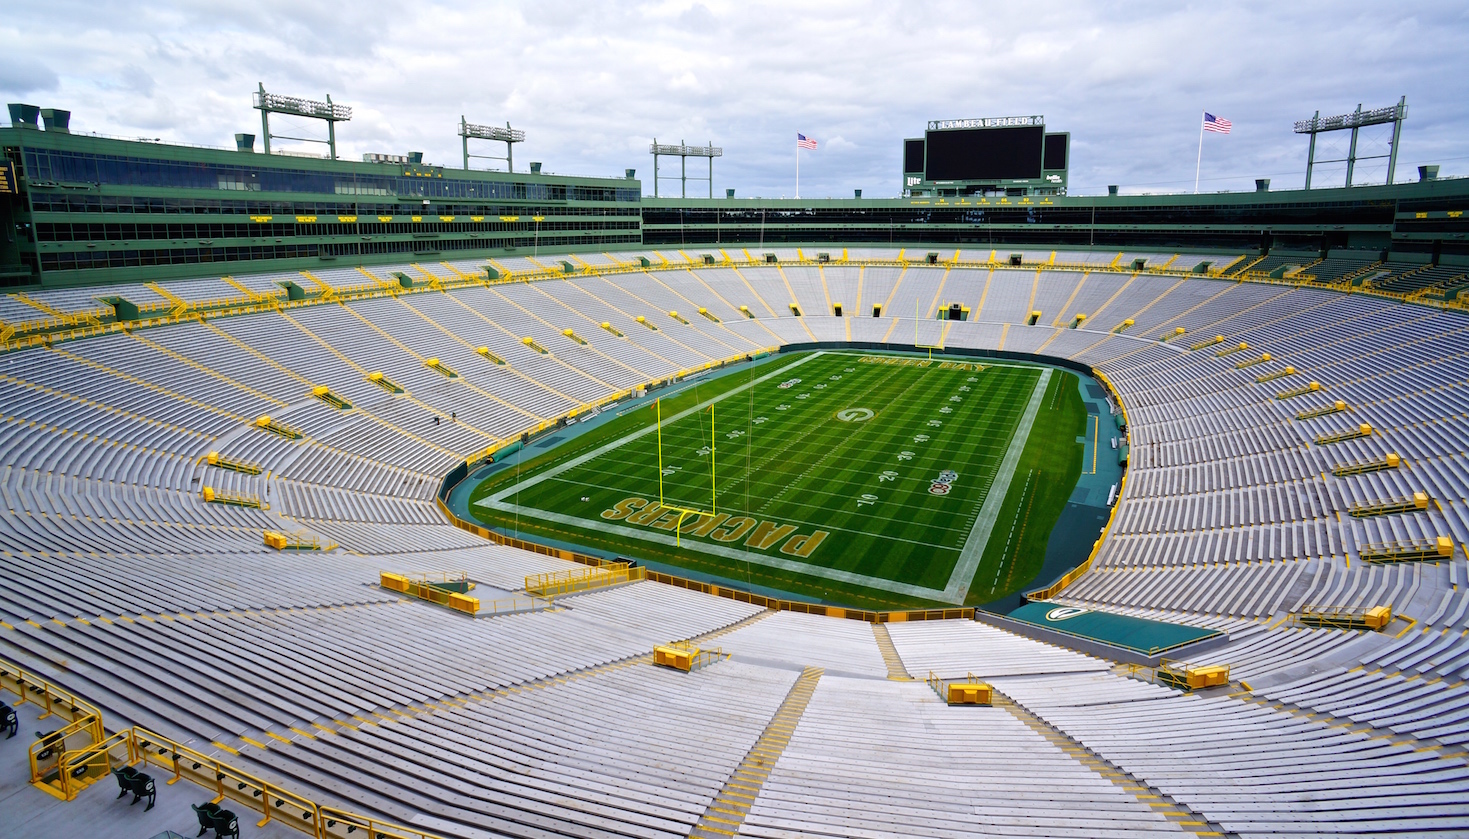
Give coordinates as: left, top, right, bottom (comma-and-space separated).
836, 408, 874, 422
1045, 607, 1089, 622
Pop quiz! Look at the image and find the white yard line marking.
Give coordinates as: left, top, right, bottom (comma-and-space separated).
943, 368, 1052, 604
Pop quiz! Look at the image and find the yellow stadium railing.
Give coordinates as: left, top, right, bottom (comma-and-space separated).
653, 640, 726, 672
1, 656, 447, 839
1291, 604, 1392, 631
0, 656, 108, 801
525, 563, 646, 598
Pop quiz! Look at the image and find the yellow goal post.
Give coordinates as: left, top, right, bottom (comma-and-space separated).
654, 397, 718, 546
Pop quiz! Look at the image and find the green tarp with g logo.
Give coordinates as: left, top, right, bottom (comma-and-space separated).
1008, 601, 1220, 655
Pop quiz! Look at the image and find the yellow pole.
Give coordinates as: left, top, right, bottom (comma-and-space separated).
710, 404, 717, 514
656, 398, 664, 509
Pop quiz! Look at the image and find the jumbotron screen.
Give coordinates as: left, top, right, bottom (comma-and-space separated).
924, 125, 1044, 181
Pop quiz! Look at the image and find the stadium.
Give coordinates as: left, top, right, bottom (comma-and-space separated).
3, 57, 1469, 839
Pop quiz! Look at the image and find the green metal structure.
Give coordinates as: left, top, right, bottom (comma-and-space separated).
1, 105, 1467, 291
0, 115, 640, 288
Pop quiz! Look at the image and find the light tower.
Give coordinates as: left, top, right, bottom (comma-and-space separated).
460, 118, 526, 173
650, 140, 722, 198
1295, 97, 1407, 189
251, 83, 352, 159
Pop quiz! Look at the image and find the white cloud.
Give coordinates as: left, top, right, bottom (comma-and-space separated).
668, 71, 702, 92
2, 1, 1465, 197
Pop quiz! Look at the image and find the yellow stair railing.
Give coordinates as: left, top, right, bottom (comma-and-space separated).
1277, 381, 1322, 400
1296, 400, 1348, 420
254, 415, 304, 440
1332, 453, 1401, 477
1359, 536, 1455, 563
652, 640, 726, 672
1291, 605, 1392, 630
926, 671, 993, 705
525, 563, 644, 598
1348, 492, 1429, 518
1255, 365, 1296, 383
0, 656, 107, 802
263, 530, 336, 551
205, 451, 263, 475
1314, 423, 1372, 445
201, 487, 267, 510
379, 571, 480, 615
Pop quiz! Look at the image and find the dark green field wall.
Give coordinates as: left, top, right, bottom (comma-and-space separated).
3, 126, 1468, 289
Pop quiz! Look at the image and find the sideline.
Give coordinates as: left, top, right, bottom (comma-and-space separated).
944, 368, 1053, 603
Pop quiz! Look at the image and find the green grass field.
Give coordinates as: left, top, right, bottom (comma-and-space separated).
469, 350, 1086, 610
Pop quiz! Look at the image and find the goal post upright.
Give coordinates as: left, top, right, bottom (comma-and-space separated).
915, 295, 945, 358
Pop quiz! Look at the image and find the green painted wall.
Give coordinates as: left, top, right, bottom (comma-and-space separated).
3, 126, 1467, 290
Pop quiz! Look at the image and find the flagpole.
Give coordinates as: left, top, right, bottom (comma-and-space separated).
1194, 111, 1205, 194
796, 138, 800, 199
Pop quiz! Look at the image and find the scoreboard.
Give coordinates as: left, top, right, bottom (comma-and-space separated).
903, 115, 1069, 197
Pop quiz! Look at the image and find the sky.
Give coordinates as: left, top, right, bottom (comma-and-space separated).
3, 1, 1467, 198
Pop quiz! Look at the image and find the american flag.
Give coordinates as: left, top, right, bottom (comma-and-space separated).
797, 133, 818, 150
1204, 113, 1232, 134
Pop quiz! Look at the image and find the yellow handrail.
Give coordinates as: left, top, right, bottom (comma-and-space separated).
0, 656, 108, 800
525, 564, 645, 597
1, 654, 442, 838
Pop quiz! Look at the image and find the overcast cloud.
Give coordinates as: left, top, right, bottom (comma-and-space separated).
3, 1, 1466, 198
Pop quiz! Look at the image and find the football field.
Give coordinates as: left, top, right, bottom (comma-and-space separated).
470, 350, 1085, 609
